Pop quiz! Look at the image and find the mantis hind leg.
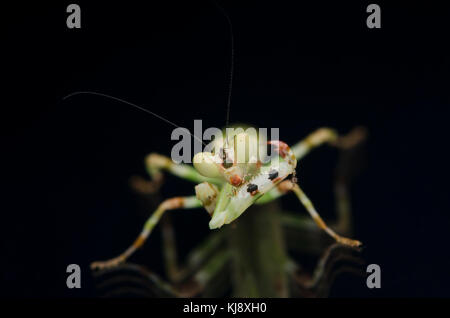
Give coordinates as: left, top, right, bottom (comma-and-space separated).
291, 183, 362, 247
292, 126, 367, 160
91, 195, 201, 270
160, 214, 227, 283
257, 126, 367, 205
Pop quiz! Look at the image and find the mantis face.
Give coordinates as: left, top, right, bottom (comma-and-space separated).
193, 130, 262, 186
193, 129, 297, 229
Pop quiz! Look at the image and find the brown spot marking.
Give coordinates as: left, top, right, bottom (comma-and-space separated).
278, 142, 291, 158
162, 197, 185, 209
206, 183, 218, 202
230, 174, 242, 186
272, 177, 282, 183
133, 235, 146, 248
203, 195, 212, 206
314, 216, 327, 230
205, 191, 218, 207
268, 140, 291, 158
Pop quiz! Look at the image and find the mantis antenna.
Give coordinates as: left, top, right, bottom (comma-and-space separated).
63, 2, 236, 149
62, 91, 207, 147
213, 0, 234, 129
213, 0, 235, 152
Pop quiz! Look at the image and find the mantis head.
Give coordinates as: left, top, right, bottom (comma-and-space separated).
193, 128, 297, 229
193, 129, 265, 187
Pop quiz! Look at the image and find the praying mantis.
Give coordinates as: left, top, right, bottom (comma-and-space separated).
90, 126, 365, 273
85, 2, 367, 297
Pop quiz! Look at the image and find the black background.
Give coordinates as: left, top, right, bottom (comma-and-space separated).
2, 1, 449, 298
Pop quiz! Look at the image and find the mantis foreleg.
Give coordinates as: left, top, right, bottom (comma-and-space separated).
138, 153, 223, 194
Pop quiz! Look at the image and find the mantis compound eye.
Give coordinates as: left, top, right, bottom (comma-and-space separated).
193, 152, 221, 178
